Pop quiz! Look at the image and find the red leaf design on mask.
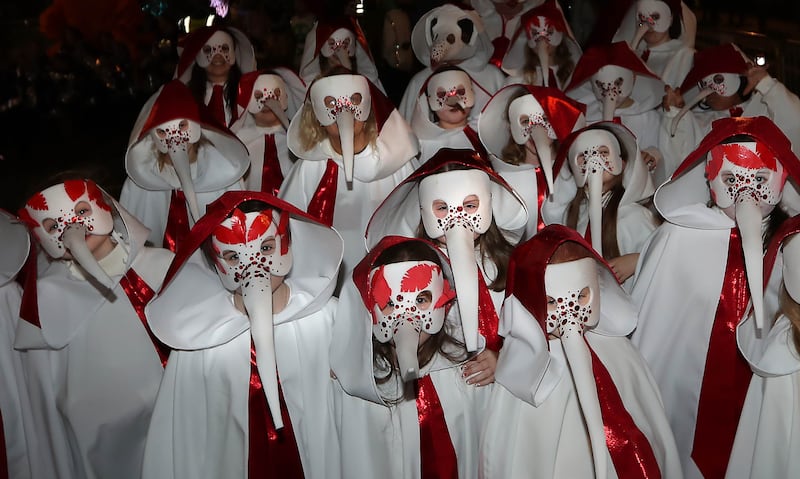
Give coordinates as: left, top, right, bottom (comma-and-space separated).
24, 192, 48, 212
17, 207, 39, 228
86, 180, 112, 212
63, 179, 86, 202
435, 278, 456, 309
401, 263, 436, 292
247, 211, 273, 242
213, 208, 247, 244
370, 266, 392, 311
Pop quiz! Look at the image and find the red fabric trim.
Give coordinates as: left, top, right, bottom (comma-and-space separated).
477, 271, 503, 352
417, 375, 459, 479
208, 84, 226, 129
490, 35, 510, 70
18, 242, 41, 328
261, 134, 284, 196
307, 159, 339, 227
163, 190, 191, 253
119, 269, 171, 367
691, 228, 753, 478
462, 125, 490, 165
535, 166, 547, 232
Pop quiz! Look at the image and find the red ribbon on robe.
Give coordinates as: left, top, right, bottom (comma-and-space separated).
490, 35, 511, 70
641, 49, 651, 62
691, 228, 752, 478
477, 271, 503, 352
208, 84, 227, 128
547, 68, 559, 89
248, 342, 305, 479
728, 106, 744, 118
163, 190, 191, 253
416, 375, 459, 479
261, 134, 284, 196
307, 159, 339, 227
534, 166, 547, 232
0, 410, 7, 479
590, 345, 662, 479
119, 269, 171, 367
462, 126, 490, 166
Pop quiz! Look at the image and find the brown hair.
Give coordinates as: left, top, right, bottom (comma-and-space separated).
550, 240, 594, 265
522, 41, 574, 87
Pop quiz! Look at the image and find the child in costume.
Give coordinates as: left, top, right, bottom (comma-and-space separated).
398, 4, 506, 122
299, 16, 385, 92
280, 69, 418, 282
501, 0, 582, 90
367, 148, 529, 386
120, 80, 248, 252
410, 66, 491, 164
551, 122, 658, 290
481, 224, 681, 478
478, 84, 586, 238
631, 116, 800, 478
15, 178, 172, 479
142, 191, 343, 479
230, 69, 306, 195
471, 0, 543, 68
175, 25, 257, 127
331, 235, 485, 479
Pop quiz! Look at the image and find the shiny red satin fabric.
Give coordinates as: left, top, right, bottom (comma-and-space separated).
490, 35, 511, 70
417, 375, 458, 479
691, 229, 752, 478
261, 133, 284, 196
462, 126, 490, 165
535, 166, 547, 232
477, 271, 503, 352
208, 84, 227, 128
119, 269, 171, 367
163, 190, 191, 253
307, 159, 339, 227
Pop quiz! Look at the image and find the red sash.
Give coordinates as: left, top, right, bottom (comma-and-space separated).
417, 375, 458, 479
248, 342, 305, 478
163, 190, 191, 253
534, 166, 547, 232
208, 84, 227, 127
691, 228, 752, 478
490, 36, 510, 70
119, 269, 171, 367
590, 345, 662, 479
477, 271, 503, 352
641, 49, 651, 62
261, 134, 284, 195
462, 125, 490, 166
307, 159, 339, 227
546, 68, 558, 89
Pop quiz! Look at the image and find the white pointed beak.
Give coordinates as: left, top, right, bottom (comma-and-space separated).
170, 150, 201, 221
587, 170, 604, 257
631, 23, 650, 51
430, 40, 450, 68
531, 127, 554, 196
62, 224, 115, 289
336, 111, 356, 185
561, 331, 608, 479
601, 95, 617, 123
333, 49, 353, 70
670, 88, 713, 137
263, 98, 290, 130
736, 197, 765, 332
243, 272, 284, 429
446, 226, 480, 352
394, 320, 422, 382
536, 40, 551, 88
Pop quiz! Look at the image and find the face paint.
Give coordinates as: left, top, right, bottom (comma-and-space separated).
150, 118, 202, 155
369, 261, 455, 342
196, 30, 236, 68
310, 75, 372, 126
706, 141, 787, 217
210, 209, 292, 292
591, 66, 634, 107
525, 15, 564, 48
426, 70, 475, 112
568, 129, 625, 188
544, 257, 600, 337
699, 72, 741, 98
508, 94, 557, 145
19, 179, 114, 259
636, 0, 672, 33
247, 74, 289, 114
418, 169, 494, 239
320, 28, 356, 58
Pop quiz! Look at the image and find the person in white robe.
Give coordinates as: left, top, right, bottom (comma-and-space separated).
471, 0, 543, 69
142, 191, 343, 479
482, 224, 682, 479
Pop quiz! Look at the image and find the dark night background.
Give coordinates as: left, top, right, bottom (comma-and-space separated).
1, 0, 798, 212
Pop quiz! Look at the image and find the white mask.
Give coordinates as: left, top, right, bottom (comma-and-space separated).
525, 15, 563, 48
247, 74, 288, 114
369, 261, 454, 342
508, 94, 557, 145
210, 209, 292, 292
544, 257, 600, 337
426, 70, 475, 112
591, 65, 634, 107
426, 12, 478, 65
636, 0, 673, 33
706, 141, 786, 217
418, 169, 493, 239
320, 28, 356, 58
310, 74, 372, 126
21, 179, 114, 259
150, 118, 202, 154
699, 72, 741, 98
568, 129, 625, 188
196, 30, 236, 68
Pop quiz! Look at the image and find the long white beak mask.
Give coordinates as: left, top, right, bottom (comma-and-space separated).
670, 72, 741, 136
150, 118, 203, 221
211, 208, 293, 429
508, 94, 558, 194
247, 74, 290, 130
526, 15, 563, 88
21, 179, 116, 289
320, 28, 356, 70
706, 141, 787, 331
631, 0, 672, 49
196, 30, 236, 68
310, 75, 372, 184
368, 261, 455, 381
418, 169, 493, 352
591, 66, 635, 122
568, 130, 625, 257
426, 69, 475, 113
544, 257, 607, 479
426, 11, 479, 67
